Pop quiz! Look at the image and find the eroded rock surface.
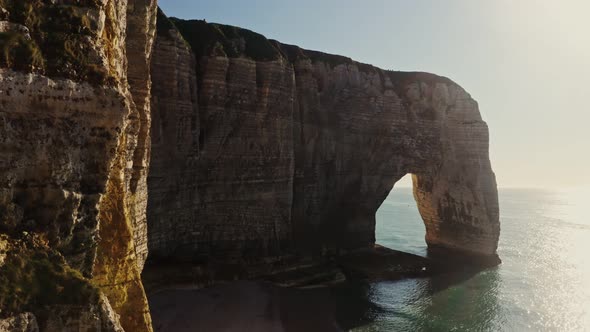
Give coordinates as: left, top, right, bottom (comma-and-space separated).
146, 10, 201, 261
0, 313, 38, 332
0, 1, 157, 330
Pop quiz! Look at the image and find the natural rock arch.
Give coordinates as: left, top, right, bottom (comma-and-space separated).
285, 60, 500, 261
146, 15, 500, 268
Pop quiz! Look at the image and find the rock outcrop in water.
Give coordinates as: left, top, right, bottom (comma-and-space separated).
0, 4, 500, 330
146, 15, 500, 273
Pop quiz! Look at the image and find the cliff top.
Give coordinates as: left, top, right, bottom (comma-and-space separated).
160, 12, 455, 87
167, 16, 282, 61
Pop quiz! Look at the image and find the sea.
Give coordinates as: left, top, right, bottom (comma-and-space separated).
341, 186, 590, 331
148, 186, 590, 332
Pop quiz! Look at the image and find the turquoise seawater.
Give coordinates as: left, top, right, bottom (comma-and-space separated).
346, 187, 590, 331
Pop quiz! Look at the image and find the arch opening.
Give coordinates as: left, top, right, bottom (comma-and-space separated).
370, 168, 501, 267
375, 174, 426, 257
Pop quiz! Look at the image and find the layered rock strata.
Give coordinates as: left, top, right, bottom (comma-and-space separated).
0, 1, 157, 330
146, 15, 500, 273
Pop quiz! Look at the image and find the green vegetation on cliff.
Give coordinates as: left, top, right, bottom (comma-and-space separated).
273, 41, 376, 71
166, 16, 282, 61
156, 7, 176, 36
0, 32, 43, 71
0, 235, 99, 318
156, 10, 455, 87
0, 0, 110, 84
159, 12, 378, 72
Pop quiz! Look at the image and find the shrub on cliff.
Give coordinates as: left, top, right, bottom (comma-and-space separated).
0, 234, 99, 318
0, 0, 110, 85
0, 32, 44, 71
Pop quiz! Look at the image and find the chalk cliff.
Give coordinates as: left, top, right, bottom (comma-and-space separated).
0, 4, 500, 331
146, 15, 500, 275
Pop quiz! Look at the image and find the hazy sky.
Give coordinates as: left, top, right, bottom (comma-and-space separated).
159, 0, 589, 188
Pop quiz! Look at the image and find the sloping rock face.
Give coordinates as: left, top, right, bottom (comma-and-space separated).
0, 1, 157, 330
147, 16, 500, 270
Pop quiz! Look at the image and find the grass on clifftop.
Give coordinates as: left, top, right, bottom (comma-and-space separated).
274, 41, 377, 71
0, 236, 99, 317
156, 7, 176, 36
168, 17, 282, 61
0, 0, 110, 84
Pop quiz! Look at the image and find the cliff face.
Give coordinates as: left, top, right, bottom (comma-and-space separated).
288, 59, 500, 257
147, 15, 500, 271
146, 10, 201, 261
0, 0, 156, 330
148, 15, 297, 263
